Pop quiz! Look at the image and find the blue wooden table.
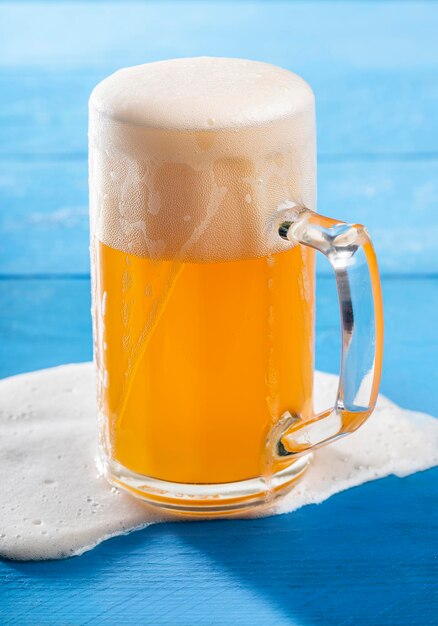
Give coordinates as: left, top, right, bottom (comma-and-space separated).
1, 2, 437, 624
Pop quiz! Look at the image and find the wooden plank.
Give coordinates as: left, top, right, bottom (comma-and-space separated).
1, 2, 437, 71
1, 159, 437, 275
1, 469, 437, 625
0, 275, 437, 624
2, 69, 438, 157
0, 160, 88, 274
1, 2, 438, 156
1, 277, 437, 416
1, 4, 437, 624
0, 278, 92, 377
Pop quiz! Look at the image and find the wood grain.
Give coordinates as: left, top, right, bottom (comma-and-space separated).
1, 2, 437, 624
1, 469, 437, 625
2, 159, 437, 274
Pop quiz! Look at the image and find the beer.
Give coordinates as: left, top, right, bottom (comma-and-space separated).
90, 57, 323, 508
90, 58, 383, 511
94, 240, 315, 484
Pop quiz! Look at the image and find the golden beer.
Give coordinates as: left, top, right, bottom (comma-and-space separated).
94, 240, 315, 485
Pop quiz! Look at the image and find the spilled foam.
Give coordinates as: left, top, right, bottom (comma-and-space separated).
89, 58, 316, 262
0, 363, 437, 561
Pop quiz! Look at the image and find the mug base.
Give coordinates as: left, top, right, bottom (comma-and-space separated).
101, 454, 312, 516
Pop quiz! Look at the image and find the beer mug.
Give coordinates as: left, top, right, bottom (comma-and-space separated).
89, 58, 383, 514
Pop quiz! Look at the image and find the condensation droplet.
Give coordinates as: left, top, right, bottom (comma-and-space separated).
101, 291, 107, 315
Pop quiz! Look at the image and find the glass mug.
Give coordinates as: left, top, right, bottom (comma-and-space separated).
89, 58, 383, 514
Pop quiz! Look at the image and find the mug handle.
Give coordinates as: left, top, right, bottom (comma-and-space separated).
273, 204, 384, 458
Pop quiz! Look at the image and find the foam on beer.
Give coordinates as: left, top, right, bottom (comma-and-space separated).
89, 57, 316, 262
1, 363, 437, 560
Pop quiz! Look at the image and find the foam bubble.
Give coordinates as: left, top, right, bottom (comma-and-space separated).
0, 363, 437, 561
89, 57, 316, 262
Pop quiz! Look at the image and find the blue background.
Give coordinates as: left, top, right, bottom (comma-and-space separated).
0, 2, 437, 624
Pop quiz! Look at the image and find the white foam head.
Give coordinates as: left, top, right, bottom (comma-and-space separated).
89, 57, 316, 262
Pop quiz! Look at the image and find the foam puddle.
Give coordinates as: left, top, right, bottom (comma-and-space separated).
0, 363, 437, 561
